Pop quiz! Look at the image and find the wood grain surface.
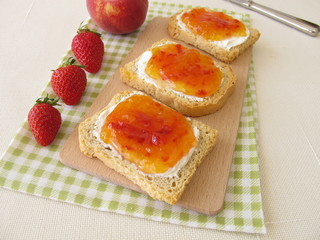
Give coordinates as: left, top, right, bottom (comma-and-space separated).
60, 17, 252, 215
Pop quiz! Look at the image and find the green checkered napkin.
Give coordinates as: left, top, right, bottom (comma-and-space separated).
0, 2, 265, 234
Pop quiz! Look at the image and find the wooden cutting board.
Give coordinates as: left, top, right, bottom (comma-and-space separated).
60, 17, 252, 215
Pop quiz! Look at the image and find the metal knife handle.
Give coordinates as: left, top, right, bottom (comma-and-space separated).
235, 0, 319, 36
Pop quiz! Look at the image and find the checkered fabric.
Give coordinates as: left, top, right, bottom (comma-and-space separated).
0, 2, 266, 234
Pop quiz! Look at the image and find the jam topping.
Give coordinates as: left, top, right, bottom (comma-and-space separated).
100, 94, 197, 174
181, 8, 247, 41
145, 43, 223, 98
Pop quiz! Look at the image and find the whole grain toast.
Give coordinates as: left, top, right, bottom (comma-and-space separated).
78, 91, 218, 204
120, 39, 237, 117
168, 8, 260, 63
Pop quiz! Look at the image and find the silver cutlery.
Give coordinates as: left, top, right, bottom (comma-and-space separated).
228, 0, 319, 36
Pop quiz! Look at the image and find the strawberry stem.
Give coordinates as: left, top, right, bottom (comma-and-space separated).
77, 21, 102, 37
35, 94, 61, 106
59, 57, 86, 68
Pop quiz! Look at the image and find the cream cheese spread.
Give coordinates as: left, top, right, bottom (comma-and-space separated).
176, 9, 250, 51
93, 92, 200, 177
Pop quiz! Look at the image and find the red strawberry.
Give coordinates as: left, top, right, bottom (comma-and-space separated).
28, 96, 62, 146
51, 58, 87, 105
71, 24, 104, 73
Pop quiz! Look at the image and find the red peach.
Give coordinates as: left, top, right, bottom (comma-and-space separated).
86, 0, 148, 34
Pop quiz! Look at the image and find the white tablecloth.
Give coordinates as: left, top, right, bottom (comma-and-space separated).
1, 0, 319, 239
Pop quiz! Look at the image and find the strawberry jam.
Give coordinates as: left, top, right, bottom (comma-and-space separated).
100, 94, 197, 174
145, 43, 223, 98
181, 8, 247, 41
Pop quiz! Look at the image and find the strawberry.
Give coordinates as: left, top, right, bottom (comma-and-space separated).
28, 96, 62, 146
71, 24, 104, 73
51, 57, 87, 105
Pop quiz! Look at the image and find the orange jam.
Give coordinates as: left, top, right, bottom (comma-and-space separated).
100, 94, 197, 174
181, 8, 247, 41
145, 43, 223, 98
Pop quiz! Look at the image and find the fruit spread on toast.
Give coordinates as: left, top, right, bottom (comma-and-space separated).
145, 43, 223, 98
100, 94, 197, 174
181, 8, 247, 41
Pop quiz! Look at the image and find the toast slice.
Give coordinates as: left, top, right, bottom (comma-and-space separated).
120, 39, 237, 117
168, 8, 260, 63
79, 91, 218, 204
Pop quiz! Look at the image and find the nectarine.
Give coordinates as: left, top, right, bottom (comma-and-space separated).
86, 0, 148, 34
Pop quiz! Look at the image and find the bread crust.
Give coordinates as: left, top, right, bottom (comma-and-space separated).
120, 39, 237, 117
79, 91, 218, 205
168, 8, 261, 63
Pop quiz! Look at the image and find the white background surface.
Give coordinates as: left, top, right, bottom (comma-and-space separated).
1, 0, 320, 239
